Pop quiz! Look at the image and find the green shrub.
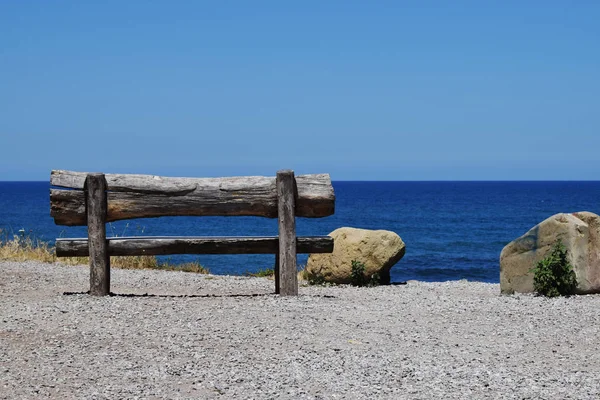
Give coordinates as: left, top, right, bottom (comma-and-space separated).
351, 260, 367, 286
245, 268, 275, 278
298, 261, 381, 287
530, 240, 577, 297
308, 273, 328, 286
298, 268, 329, 286
350, 260, 381, 287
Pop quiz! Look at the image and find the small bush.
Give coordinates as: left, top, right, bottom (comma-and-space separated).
245, 268, 275, 278
350, 260, 367, 286
153, 261, 209, 274
350, 260, 381, 287
298, 268, 329, 286
308, 274, 328, 285
299, 261, 381, 287
530, 240, 577, 297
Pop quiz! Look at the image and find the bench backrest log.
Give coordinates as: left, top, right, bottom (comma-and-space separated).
50, 169, 335, 296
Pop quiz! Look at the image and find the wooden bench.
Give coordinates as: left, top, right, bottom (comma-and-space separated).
50, 169, 335, 296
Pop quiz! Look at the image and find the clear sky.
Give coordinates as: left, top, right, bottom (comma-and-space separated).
1, 1, 598, 181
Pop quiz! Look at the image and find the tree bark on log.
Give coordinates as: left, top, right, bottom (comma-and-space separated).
86, 174, 110, 296
55, 236, 334, 257
50, 170, 334, 225
276, 170, 298, 296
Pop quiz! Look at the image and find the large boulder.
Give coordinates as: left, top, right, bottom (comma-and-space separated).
305, 227, 405, 284
500, 212, 600, 294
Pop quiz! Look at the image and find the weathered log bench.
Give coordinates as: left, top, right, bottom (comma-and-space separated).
50, 169, 335, 296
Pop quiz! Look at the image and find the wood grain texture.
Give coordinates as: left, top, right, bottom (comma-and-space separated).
274, 253, 280, 296
85, 174, 110, 296
50, 170, 334, 225
55, 236, 334, 257
276, 170, 298, 296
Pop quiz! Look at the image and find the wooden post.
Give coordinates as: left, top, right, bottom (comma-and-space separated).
276, 170, 297, 295
274, 253, 280, 294
85, 173, 110, 296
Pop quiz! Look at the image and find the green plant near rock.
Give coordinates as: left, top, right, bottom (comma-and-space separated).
350, 260, 381, 287
530, 240, 577, 297
245, 268, 275, 278
298, 261, 381, 287
298, 268, 330, 286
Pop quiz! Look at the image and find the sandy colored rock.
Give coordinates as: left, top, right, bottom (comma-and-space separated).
305, 227, 405, 284
500, 211, 600, 294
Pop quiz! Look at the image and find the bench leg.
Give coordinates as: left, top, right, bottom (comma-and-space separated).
274, 253, 280, 294
86, 173, 110, 296
276, 170, 298, 295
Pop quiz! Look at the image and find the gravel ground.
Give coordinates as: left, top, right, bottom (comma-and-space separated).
2, 261, 600, 399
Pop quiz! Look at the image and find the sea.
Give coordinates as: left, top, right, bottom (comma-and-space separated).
1, 181, 599, 283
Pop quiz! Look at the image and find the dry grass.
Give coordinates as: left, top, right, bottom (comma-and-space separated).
0, 230, 209, 274
0, 233, 56, 263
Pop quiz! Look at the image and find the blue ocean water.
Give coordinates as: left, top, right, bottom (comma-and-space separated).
1, 181, 600, 283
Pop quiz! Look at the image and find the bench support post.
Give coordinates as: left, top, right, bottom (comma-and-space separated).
276, 170, 298, 295
86, 173, 110, 296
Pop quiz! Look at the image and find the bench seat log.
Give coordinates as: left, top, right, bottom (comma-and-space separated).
50, 170, 335, 226
56, 236, 334, 257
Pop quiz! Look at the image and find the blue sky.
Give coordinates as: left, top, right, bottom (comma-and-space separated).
1, 1, 598, 181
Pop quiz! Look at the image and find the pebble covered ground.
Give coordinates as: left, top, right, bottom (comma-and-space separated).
2, 260, 600, 399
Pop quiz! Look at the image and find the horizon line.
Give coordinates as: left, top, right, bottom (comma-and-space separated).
2, 179, 600, 183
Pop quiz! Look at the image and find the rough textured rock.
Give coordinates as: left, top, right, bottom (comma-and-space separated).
500, 211, 600, 294
305, 227, 405, 284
